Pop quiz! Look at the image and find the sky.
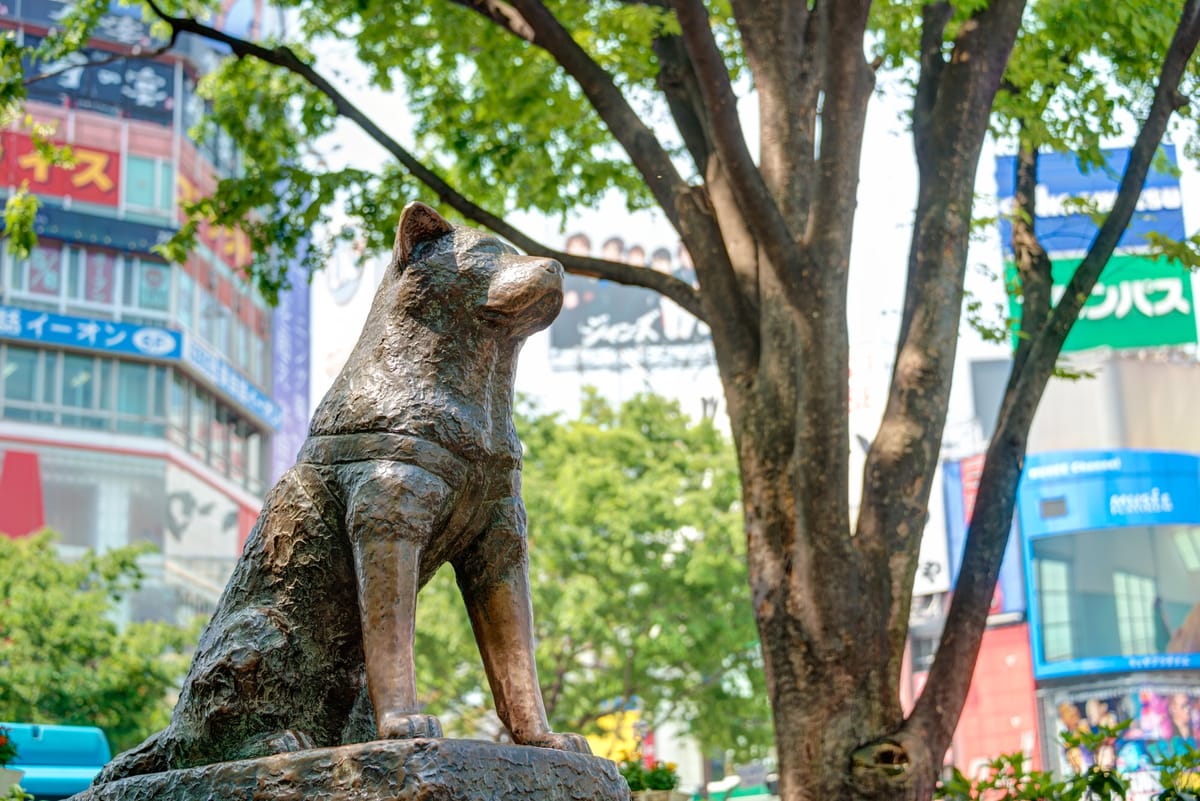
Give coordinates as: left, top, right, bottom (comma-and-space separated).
302, 34, 1200, 456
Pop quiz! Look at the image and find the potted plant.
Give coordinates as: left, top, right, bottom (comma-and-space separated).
619, 759, 689, 801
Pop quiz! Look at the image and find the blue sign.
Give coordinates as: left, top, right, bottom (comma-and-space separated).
1018, 449, 1200, 680
184, 337, 282, 430
1018, 450, 1200, 537
0, 304, 182, 359
995, 146, 1186, 257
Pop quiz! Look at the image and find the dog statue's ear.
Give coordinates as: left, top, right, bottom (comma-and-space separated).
394, 202, 454, 268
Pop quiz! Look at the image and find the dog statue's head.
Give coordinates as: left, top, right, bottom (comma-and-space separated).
389, 202, 563, 339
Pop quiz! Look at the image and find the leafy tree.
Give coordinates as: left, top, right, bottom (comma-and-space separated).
5, 1, 1200, 798
0, 534, 193, 752
413, 393, 770, 764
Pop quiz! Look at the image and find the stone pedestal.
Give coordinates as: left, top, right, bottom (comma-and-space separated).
72, 739, 630, 801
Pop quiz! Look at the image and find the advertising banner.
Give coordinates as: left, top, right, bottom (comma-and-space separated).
547, 235, 713, 371
1044, 682, 1200, 799
943, 455, 1027, 616
1018, 450, 1200, 679
1, 131, 120, 207
0, 303, 182, 359
994, 146, 1195, 352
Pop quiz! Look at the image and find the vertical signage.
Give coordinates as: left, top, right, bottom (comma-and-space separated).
269, 244, 312, 483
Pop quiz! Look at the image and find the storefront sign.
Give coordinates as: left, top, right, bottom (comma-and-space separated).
184, 336, 282, 430
1, 132, 120, 207
0, 304, 182, 359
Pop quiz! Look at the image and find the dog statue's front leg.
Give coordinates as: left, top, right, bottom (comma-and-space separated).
454, 497, 590, 754
344, 461, 449, 740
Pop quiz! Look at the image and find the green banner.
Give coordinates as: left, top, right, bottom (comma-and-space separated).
1007, 254, 1197, 352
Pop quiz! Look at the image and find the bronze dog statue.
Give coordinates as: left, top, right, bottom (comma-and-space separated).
96, 202, 588, 783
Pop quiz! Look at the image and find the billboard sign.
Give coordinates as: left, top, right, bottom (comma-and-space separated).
995, 146, 1195, 352
943, 454, 1027, 616
548, 235, 713, 371
1018, 450, 1200, 679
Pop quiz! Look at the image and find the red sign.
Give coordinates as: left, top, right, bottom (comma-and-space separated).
177, 173, 253, 271
1, 132, 121, 207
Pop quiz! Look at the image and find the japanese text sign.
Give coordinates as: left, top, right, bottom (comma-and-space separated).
1, 132, 120, 207
0, 304, 182, 359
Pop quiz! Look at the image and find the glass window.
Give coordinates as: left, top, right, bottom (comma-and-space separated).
1114, 571, 1157, 655
97, 360, 113, 410
178, 271, 195, 330
117, 362, 151, 416
210, 405, 229, 472
158, 162, 174, 213
153, 366, 166, 418
198, 286, 216, 342
245, 429, 262, 493
189, 384, 210, 459
1032, 525, 1200, 667
62, 353, 96, 408
1038, 558, 1073, 662
229, 420, 246, 482
168, 372, 187, 445
2, 345, 39, 402
6, 248, 25, 292
27, 244, 63, 298
125, 155, 157, 209
123, 260, 171, 313
85, 251, 117, 305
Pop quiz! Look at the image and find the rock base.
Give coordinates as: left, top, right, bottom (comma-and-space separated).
72, 739, 631, 801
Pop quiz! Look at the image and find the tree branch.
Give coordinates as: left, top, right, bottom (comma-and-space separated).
672, 0, 799, 294
806, 0, 873, 276
451, 0, 691, 232
1009, 139, 1053, 379
912, 2, 953, 173
139, 0, 705, 320
908, 0, 1200, 753
854, 0, 1026, 748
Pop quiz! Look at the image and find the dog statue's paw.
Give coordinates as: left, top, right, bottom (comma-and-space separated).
378, 712, 444, 740
520, 731, 592, 754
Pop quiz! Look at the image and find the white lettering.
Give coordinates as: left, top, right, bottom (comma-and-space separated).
1109, 486, 1174, 516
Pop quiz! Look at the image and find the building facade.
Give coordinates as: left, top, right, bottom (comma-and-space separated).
0, 0, 309, 625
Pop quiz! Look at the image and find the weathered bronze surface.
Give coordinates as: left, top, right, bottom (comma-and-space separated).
95, 202, 592, 787
80, 739, 629, 801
